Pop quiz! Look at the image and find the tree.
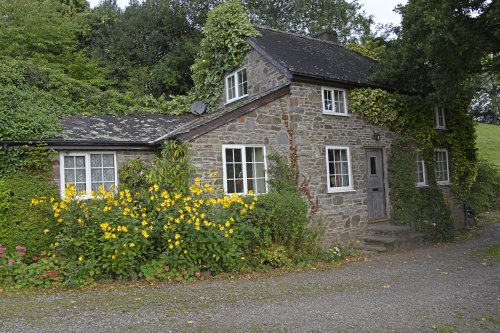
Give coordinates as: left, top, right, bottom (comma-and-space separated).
470, 72, 500, 124
374, 0, 500, 101
244, 0, 374, 43
85, 0, 204, 97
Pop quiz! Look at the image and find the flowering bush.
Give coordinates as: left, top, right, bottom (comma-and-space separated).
30, 176, 256, 282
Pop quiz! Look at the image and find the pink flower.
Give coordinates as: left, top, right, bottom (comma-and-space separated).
15, 245, 26, 252
32, 256, 39, 263
7, 259, 14, 266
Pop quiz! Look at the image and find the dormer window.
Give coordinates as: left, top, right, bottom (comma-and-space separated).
322, 87, 347, 115
226, 68, 248, 103
435, 107, 446, 129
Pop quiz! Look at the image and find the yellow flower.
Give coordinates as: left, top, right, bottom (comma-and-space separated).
129, 243, 135, 248
111, 255, 116, 260
141, 220, 148, 226
225, 221, 230, 227
78, 256, 83, 262
168, 244, 174, 249
142, 230, 149, 238
229, 228, 233, 234
54, 242, 59, 247
183, 250, 188, 254
174, 240, 180, 246
174, 233, 181, 240
43, 229, 49, 234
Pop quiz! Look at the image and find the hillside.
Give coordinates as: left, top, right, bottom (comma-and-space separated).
476, 123, 500, 167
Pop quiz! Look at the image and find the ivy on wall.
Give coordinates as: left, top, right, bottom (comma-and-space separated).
350, 88, 477, 238
191, 0, 258, 113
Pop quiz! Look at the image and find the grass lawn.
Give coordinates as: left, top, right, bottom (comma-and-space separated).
476, 123, 500, 167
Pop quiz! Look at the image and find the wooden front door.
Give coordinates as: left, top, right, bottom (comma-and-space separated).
365, 148, 386, 219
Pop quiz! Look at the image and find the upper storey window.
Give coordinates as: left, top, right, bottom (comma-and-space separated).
226, 68, 248, 103
322, 87, 347, 115
435, 107, 446, 129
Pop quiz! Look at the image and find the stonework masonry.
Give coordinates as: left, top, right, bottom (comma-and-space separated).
190, 74, 397, 244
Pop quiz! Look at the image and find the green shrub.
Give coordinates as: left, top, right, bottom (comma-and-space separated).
0, 172, 59, 259
30, 179, 255, 282
267, 153, 298, 193
246, 191, 308, 251
468, 160, 500, 214
415, 187, 454, 243
118, 159, 150, 193
146, 141, 193, 194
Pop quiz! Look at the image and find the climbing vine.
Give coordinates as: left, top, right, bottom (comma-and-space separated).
191, 0, 259, 113
350, 88, 477, 239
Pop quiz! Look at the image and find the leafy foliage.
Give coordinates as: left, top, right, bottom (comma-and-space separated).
267, 153, 298, 193
146, 141, 194, 194
388, 138, 454, 242
468, 160, 500, 214
0, 172, 60, 259
191, 0, 258, 112
374, 0, 499, 100
245, 0, 373, 44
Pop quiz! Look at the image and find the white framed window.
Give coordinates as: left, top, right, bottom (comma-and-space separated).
326, 146, 353, 192
222, 145, 267, 195
322, 87, 348, 115
416, 150, 427, 186
226, 68, 248, 103
59, 152, 118, 198
434, 149, 450, 185
435, 107, 446, 129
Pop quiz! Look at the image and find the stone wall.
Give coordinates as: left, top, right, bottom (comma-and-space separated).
288, 83, 396, 243
51, 149, 156, 192
189, 80, 398, 245
219, 49, 289, 106
189, 96, 292, 186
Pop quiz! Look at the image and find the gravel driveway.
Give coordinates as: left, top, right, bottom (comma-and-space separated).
1, 218, 499, 333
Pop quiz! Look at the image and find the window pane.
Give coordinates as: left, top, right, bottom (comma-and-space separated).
227, 164, 235, 178
235, 179, 244, 193
245, 147, 254, 162
255, 163, 265, 178
76, 169, 86, 183
102, 154, 114, 167
64, 156, 74, 168
254, 148, 264, 162
91, 168, 102, 182
370, 157, 377, 175
226, 149, 234, 162
323, 90, 332, 111
233, 149, 242, 163
90, 154, 102, 167
227, 180, 235, 193
256, 179, 266, 194
234, 163, 243, 179
103, 182, 114, 191
227, 76, 236, 100
103, 168, 115, 182
246, 162, 254, 178
75, 156, 85, 168
75, 183, 86, 194
247, 178, 255, 192
237, 69, 247, 97
64, 169, 75, 183
342, 175, 350, 187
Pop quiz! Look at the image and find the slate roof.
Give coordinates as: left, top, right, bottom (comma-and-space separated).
248, 27, 384, 88
60, 114, 196, 143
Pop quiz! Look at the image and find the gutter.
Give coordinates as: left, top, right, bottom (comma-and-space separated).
0, 140, 160, 151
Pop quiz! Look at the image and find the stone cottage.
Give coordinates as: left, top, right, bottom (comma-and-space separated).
1, 27, 462, 244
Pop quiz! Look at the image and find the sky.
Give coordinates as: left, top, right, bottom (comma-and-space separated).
87, 0, 407, 27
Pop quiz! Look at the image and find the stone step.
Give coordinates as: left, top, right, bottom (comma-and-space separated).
367, 223, 414, 237
355, 244, 387, 253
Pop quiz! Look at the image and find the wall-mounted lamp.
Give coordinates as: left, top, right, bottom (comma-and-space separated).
373, 131, 381, 141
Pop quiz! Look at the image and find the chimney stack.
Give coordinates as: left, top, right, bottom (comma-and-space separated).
313, 27, 338, 43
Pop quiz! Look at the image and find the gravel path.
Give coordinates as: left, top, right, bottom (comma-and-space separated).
1, 218, 499, 333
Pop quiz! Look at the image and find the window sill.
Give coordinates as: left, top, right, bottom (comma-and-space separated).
416, 183, 428, 188
322, 112, 350, 117
437, 182, 451, 186
327, 188, 355, 194
226, 94, 248, 105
